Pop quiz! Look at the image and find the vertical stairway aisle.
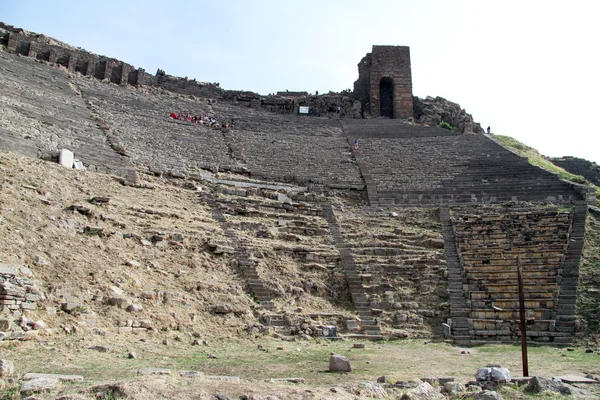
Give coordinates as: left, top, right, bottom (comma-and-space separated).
204, 193, 275, 311
554, 201, 589, 345
322, 204, 381, 335
439, 206, 470, 345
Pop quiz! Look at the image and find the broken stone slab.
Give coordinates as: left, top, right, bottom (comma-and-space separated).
329, 354, 351, 372
22, 373, 84, 382
138, 368, 171, 376
0, 263, 18, 276
20, 377, 59, 395
205, 375, 241, 382
553, 375, 599, 384
73, 159, 86, 170
264, 378, 305, 384
178, 370, 204, 378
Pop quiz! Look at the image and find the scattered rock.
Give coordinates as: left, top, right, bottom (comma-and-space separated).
126, 303, 144, 312
525, 376, 576, 395
400, 382, 445, 400
476, 367, 511, 383
329, 354, 351, 372
353, 343, 365, 349
354, 381, 386, 398
128, 352, 136, 359
443, 382, 465, 395
215, 394, 231, 400
475, 390, 503, 400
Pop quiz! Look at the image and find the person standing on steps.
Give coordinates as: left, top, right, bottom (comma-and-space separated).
487, 126, 491, 134
354, 139, 359, 151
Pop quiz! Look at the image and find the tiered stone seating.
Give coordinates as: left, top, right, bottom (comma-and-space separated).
202, 181, 346, 315
356, 135, 582, 205
451, 207, 572, 342
342, 119, 458, 138
229, 130, 363, 189
333, 206, 448, 336
0, 51, 137, 180
76, 77, 238, 175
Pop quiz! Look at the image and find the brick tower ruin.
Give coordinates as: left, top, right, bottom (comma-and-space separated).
354, 45, 413, 119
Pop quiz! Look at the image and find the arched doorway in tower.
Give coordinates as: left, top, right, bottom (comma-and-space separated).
379, 77, 394, 118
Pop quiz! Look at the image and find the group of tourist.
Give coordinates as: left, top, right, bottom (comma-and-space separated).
169, 112, 233, 129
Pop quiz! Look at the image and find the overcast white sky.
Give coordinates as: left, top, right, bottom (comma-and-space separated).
2, 0, 599, 163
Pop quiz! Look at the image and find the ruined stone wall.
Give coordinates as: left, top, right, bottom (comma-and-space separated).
353, 46, 414, 119
0, 23, 223, 98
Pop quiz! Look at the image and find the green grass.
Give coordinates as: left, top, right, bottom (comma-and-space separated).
493, 134, 600, 207
492, 135, 590, 185
4, 336, 600, 388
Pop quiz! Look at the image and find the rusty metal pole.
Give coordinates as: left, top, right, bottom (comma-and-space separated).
517, 256, 529, 377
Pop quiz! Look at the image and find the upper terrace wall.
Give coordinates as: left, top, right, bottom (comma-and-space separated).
0, 24, 223, 98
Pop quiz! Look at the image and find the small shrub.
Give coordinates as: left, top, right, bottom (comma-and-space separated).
440, 121, 453, 131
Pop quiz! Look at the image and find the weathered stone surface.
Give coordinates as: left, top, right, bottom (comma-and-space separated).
137, 368, 171, 376
0, 359, 15, 377
525, 376, 576, 395
126, 303, 143, 312
354, 381, 386, 398
22, 373, 83, 382
179, 370, 203, 378
413, 96, 483, 133
205, 375, 240, 382
329, 354, 351, 372
20, 377, 59, 394
476, 367, 511, 383
443, 382, 465, 395
422, 376, 454, 385
475, 390, 503, 400
0, 319, 12, 331
400, 382, 445, 400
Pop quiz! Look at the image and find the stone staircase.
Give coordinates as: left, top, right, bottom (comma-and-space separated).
321, 204, 381, 335
439, 207, 470, 344
450, 205, 578, 343
203, 192, 274, 310
203, 182, 344, 314
554, 201, 588, 345
324, 205, 450, 336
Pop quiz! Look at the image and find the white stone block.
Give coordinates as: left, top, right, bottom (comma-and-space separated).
58, 149, 74, 168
